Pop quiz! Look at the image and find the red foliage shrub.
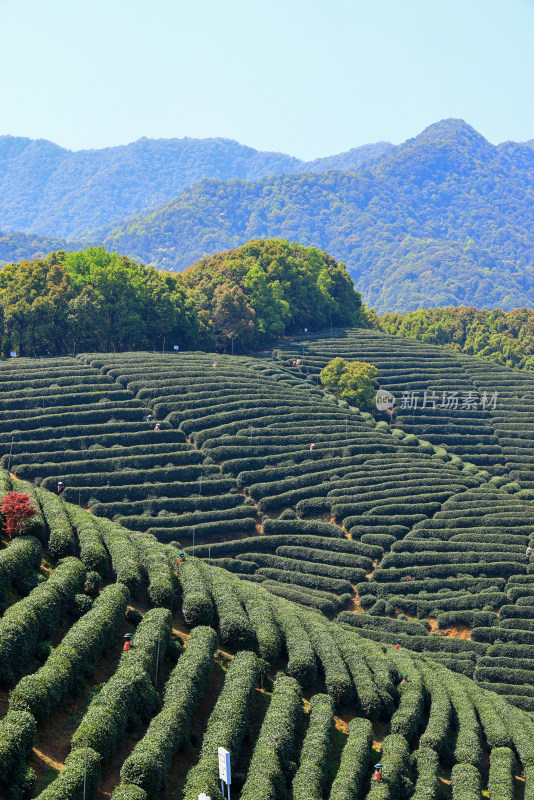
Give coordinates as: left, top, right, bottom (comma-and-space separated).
1, 492, 38, 539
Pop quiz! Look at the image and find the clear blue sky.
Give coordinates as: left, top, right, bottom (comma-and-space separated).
0, 0, 532, 160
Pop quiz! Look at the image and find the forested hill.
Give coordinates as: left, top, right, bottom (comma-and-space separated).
3, 120, 534, 313
0, 135, 392, 239
100, 119, 534, 313
0, 229, 76, 267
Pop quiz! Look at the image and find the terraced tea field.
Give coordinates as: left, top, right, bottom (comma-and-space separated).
0, 471, 534, 800
279, 328, 534, 487
1, 332, 534, 798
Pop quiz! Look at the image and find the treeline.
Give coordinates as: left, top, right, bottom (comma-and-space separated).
379, 306, 534, 371
0, 239, 369, 357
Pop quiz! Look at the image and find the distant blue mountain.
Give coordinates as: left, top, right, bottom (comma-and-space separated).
0, 135, 392, 239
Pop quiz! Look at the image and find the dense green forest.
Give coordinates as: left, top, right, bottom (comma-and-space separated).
0, 240, 368, 356
380, 306, 534, 371
0, 135, 390, 240
101, 120, 534, 313
0, 229, 75, 267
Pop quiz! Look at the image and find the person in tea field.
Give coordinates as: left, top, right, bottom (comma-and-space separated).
526, 546, 533, 561
57, 481, 65, 494
154, 423, 161, 431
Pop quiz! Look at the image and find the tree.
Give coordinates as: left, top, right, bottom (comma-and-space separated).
243, 263, 290, 337
1, 492, 38, 539
181, 239, 372, 346
211, 284, 256, 349
320, 357, 378, 409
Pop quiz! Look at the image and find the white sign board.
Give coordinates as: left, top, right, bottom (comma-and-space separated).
10, 352, 16, 358
174, 345, 179, 351
218, 747, 231, 784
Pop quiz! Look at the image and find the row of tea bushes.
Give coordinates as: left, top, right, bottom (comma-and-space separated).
276, 327, 534, 479
3, 476, 534, 796
0, 356, 225, 535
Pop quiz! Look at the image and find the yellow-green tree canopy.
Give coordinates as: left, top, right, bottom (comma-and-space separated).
320, 357, 378, 409
181, 239, 371, 350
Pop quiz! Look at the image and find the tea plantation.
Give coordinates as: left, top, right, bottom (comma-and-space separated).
1, 332, 534, 798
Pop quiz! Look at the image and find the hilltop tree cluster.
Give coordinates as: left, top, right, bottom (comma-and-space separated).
0, 240, 369, 357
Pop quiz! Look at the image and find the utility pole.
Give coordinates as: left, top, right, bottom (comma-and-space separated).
155, 626, 161, 688
83, 719, 89, 800
6, 437, 14, 473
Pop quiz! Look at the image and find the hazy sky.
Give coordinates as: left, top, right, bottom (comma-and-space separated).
1, 0, 532, 160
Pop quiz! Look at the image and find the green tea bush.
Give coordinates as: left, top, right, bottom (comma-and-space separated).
129, 532, 176, 609
410, 747, 440, 800
270, 595, 317, 686
417, 663, 452, 752
36, 489, 75, 559
332, 630, 386, 718
276, 544, 373, 571
328, 717, 373, 800
70, 609, 170, 759
235, 580, 282, 665
182, 650, 258, 800
177, 558, 214, 627
256, 567, 351, 595
0, 711, 36, 791
262, 580, 344, 615
119, 626, 217, 794
389, 653, 426, 741
241, 551, 363, 583
65, 503, 108, 575
110, 785, 148, 800
450, 764, 481, 800
240, 675, 302, 800
204, 564, 257, 650
10, 583, 129, 721
366, 733, 412, 800
291, 694, 333, 800
94, 517, 142, 596
298, 610, 353, 705
0, 556, 85, 686
0, 536, 42, 604
262, 517, 343, 538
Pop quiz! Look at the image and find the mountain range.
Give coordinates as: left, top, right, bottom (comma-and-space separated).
0, 134, 392, 239
1, 120, 534, 313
